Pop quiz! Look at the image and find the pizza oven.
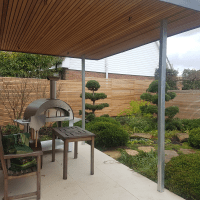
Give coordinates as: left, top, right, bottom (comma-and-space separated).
15, 77, 74, 148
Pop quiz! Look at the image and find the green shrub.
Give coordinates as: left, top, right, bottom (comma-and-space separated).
81, 93, 107, 101
167, 92, 177, 99
188, 128, 200, 148
165, 118, 183, 131
140, 105, 158, 115
128, 117, 157, 132
92, 117, 120, 126
74, 120, 83, 127
128, 138, 153, 145
165, 153, 200, 200
115, 116, 131, 125
86, 113, 95, 121
118, 100, 150, 117
100, 114, 110, 117
53, 120, 83, 128
181, 119, 200, 131
85, 80, 100, 91
86, 122, 129, 148
118, 150, 158, 182
146, 80, 170, 93
140, 93, 152, 102
165, 106, 179, 119
140, 80, 178, 119
2, 124, 21, 135
80, 80, 109, 119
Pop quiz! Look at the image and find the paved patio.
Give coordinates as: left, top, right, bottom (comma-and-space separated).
0, 142, 184, 200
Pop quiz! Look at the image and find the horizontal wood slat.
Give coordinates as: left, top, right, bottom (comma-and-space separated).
0, 77, 200, 126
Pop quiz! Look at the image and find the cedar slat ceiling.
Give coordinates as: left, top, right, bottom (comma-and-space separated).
0, 0, 200, 60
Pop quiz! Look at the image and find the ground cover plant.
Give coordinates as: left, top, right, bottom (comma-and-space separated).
118, 150, 158, 182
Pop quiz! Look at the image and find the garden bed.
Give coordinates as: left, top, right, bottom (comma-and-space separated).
1, 115, 200, 200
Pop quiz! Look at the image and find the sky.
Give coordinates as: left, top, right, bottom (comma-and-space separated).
167, 27, 200, 76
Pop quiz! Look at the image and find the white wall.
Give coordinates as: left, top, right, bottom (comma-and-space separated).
62, 42, 163, 77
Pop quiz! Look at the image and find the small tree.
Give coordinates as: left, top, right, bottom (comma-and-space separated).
140, 80, 179, 119
80, 80, 109, 120
182, 69, 200, 90
0, 78, 62, 123
0, 51, 63, 78
155, 68, 178, 90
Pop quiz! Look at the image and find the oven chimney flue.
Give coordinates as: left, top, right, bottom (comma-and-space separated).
47, 76, 60, 99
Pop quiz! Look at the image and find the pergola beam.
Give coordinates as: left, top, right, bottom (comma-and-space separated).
157, 19, 168, 192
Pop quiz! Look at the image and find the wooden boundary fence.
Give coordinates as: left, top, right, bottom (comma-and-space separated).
0, 77, 200, 126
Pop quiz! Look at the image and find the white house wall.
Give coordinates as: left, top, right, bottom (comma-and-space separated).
62, 42, 162, 77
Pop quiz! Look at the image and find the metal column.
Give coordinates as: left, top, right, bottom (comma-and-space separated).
82, 56, 85, 130
157, 19, 167, 192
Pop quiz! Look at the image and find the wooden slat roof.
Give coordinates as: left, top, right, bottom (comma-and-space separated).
0, 0, 200, 60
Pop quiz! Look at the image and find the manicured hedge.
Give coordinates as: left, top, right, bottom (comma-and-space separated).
188, 128, 200, 148
165, 154, 200, 200
86, 121, 129, 148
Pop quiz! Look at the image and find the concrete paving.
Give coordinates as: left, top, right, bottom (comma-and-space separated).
0, 142, 185, 200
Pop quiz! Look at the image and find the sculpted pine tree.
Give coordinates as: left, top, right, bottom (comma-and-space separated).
140, 80, 179, 120
80, 80, 109, 121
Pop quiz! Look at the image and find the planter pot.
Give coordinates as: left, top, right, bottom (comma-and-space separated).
41, 139, 73, 152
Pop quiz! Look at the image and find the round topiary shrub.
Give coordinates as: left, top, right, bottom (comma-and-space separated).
165, 106, 179, 119
86, 80, 100, 91
86, 113, 95, 121
165, 153, 200, 200
165, 118, 183, 131
188, 128, 200, 148
86, 121, 129, 148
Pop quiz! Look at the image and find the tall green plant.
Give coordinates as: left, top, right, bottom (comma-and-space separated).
155, 68, 178, 90
0, 51, 63, 78
182, 69, 200, 90
118, 100, 151, 117
80, 80, 109, 120
140, 80, 179, 119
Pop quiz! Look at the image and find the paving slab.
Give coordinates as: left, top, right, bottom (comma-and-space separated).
176, 133, 189, 142
165, 150, 179, 163
179, 148, 196, 154
125, 149, 139, 156
130, 133, 152, 139
138, 146, 155, 152
0, 142, 185, 200
103, 150, 122, 159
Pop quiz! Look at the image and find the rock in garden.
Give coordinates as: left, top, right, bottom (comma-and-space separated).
179, 148, 196, 154
103, 151, 121, 159
130, 133, 152, 139
125, 149, 139, 156
176, 133, 189, 142
165, 150, 179, 163
138, 146, 155, 152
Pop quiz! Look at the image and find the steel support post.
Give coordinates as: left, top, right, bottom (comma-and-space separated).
82, 56, 86, 130
157, 19, 167, 192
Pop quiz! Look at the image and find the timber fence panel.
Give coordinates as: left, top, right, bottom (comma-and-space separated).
166, 90, 200, 119
3, 77, 200, 125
